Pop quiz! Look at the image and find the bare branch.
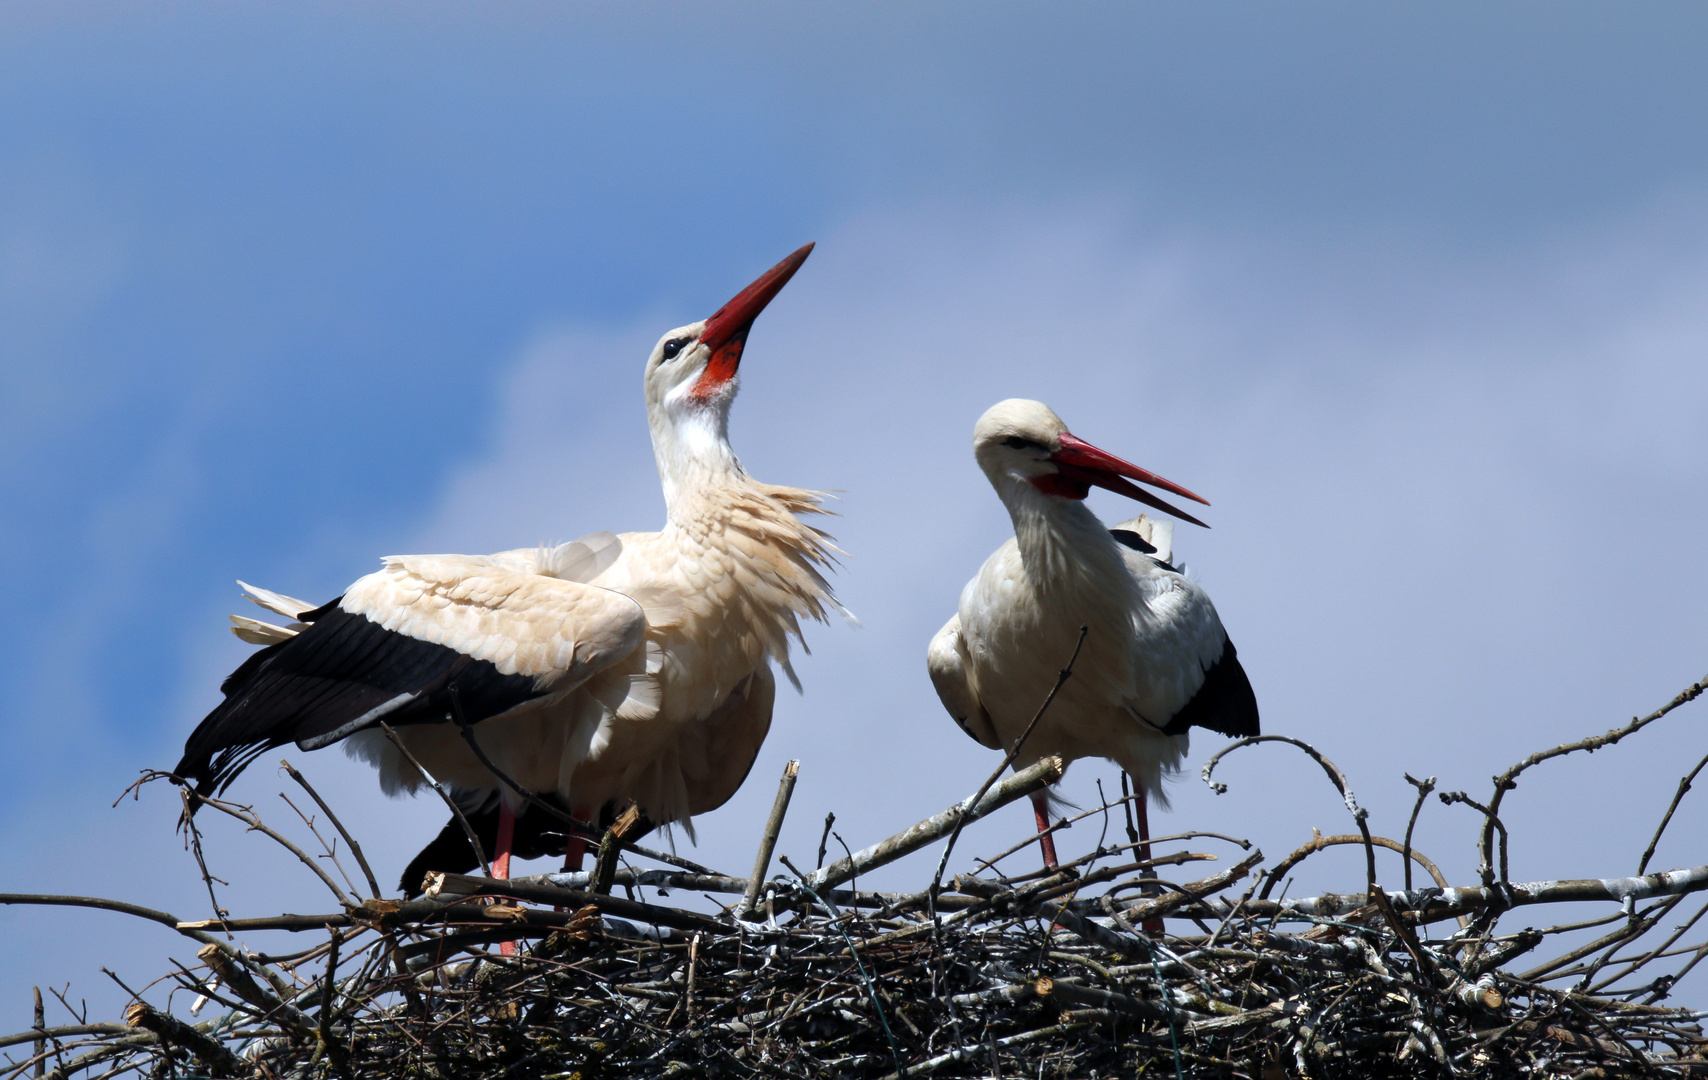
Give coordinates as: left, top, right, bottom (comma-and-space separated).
1637, 749, 1708, 876
809, 755, 1067, 893
379, 721, 490, 878
1479, 673, 1708, 890
739, 760, 800, 919
281, 759, 382, 898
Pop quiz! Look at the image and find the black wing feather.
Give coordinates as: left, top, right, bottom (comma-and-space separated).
1161, 637, 1260, 739
177, 603, 548, 796
1110, 528, 1180, 573
397, 796, 658, 896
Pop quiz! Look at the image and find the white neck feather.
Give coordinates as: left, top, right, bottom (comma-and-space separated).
997, 478, 1130, 594
648, 395, 745, 516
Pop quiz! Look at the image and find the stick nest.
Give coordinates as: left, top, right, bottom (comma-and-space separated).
7, 674, 1708, 1079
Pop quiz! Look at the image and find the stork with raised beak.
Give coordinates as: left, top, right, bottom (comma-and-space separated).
176, 244, 847, 891
928, 399, 1258, 872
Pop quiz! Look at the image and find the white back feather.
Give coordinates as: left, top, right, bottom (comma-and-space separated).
238, 580, 317, 620
537, 531, 624, 582
1111, 515, 1174, 565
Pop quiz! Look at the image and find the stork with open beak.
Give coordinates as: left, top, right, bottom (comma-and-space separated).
927, 399, 1258, 872
178, 244, 847, 894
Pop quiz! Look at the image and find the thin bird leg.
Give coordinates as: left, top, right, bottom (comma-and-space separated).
494, 804, 517, 957
563, 804, 592, 872
1133, 781, 1164, 936
493, 804, 515, 880
1031, 791, 1060, 870
1134, 787, 1153, 866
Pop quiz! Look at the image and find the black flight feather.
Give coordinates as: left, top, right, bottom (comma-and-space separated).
1162, 637, 1260, 739
177, 602, 548, 797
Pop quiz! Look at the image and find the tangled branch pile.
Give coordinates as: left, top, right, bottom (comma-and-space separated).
5, 676, 1708, 1078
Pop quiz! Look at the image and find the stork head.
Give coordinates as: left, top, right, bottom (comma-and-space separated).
644, 243, 813, 500
972, 399, 1211, 528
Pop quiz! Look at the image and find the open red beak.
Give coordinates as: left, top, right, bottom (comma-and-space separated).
1053, 431, 1213, 529
693, 242, 814, 397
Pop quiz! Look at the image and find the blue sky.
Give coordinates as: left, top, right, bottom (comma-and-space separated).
5, 2, 1708, 1023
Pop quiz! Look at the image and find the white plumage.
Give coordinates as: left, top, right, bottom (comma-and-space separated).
179, 243, 840, 879
927, 399, 1257, 865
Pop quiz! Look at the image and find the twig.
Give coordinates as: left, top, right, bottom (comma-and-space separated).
196, 943, 312, 1038
1201, 734, 1368, 827
447, 685, 587, 836
1402, 773, 1436, 893
808, 756, 1066, 892
420, 874, 732, 935
185, 790, 354, 907
816, 812, 836, 871
315, 926, 342, 1068
122, 1002, 244, 1076
1195, 862, 1708, 924
279, 791, 362, 897
1263, 832, 1450, 897
1197, 733, 1439, 979
0, 1025, 126, 1053
1479, 673, 1708, 890
281, 759, 382, 898
1637, 749, 1708, 876
176, 789, 232, 937
30, 987, 43, 1080
592, 804, 642, 896
740, 761, 800, 919
1441, 789, 1512, 886
1111, 852, 1265, 925
379, 721, 490, 877
1588, 896, 1708, 994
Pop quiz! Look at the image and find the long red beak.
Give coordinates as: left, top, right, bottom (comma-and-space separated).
1053, 431, 1213, 529
693, 242, 814, 397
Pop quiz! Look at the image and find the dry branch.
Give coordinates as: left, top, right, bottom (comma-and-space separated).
739, 759, 799, 919
808, 754, 1065, 891
121, 1002, 243, 1076
1478, 673, 1708, 887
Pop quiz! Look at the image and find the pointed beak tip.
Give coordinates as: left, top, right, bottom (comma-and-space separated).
1053, 430, 1213, 525
700, 242, 817, 353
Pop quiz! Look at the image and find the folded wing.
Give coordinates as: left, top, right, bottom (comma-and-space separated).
927, 613, 1002, 751
177, 553, 646, 796
1112, 516, 1258, 740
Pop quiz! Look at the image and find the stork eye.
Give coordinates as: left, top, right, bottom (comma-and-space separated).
661, 337, 690, 361
1002, 435, 1045, 451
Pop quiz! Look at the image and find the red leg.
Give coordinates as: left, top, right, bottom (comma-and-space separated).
1133, 783, 1164, 936
1031, 791, 1060, 870
492, 803, 515, 880
492, 803, 516, 957
1134, 789, 1153, 866
562, 804, 591, 872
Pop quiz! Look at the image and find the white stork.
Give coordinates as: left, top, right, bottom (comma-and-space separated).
177, 243, 847, 891
927, 399, 1258, 870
